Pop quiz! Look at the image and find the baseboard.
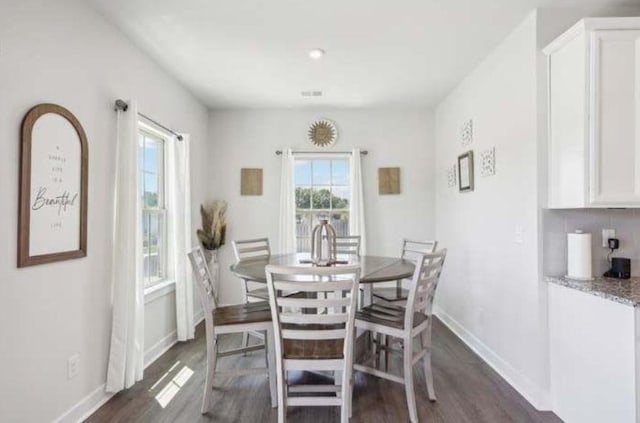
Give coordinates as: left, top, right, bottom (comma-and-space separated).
144, 329, 178, 369
194, 308, 205, 326
433, 305, 550, 410
54, 311, 207, 423
53, 383, 114, 423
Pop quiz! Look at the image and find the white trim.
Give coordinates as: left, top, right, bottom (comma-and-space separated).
144, 279, 176, 304
144, 329, 178, 369
52, 384, 114, 423
433, 305, 551, 410
53, 309, 206, 423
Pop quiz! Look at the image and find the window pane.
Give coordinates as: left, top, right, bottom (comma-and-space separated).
296, 212, 312, 253
330, 212, 350, 237
331, 186, 350, 209
143, 211, 165, 284
294, 160, 311, 185
143, 173, 159, 207
295, 186, 311, 209
312, 160, 331, 185
312, 186, 332, 209
331, 160, 349, 185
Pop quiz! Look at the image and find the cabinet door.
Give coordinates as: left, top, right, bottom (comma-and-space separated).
548, 33, 588, 208
589, 30, 640, 206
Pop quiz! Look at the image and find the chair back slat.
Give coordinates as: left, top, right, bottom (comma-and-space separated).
404, 250, 447, 329
401, 239, 438, 263
276, 297, 351, 310
282, 328, 346, 340
335, 235, 361, 256
188, 247, 219, 341
232, 238, 271, 262
265, 264, 360, 361
279, 313, 349, 325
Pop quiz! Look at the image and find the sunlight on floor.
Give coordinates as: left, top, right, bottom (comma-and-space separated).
152, 362, 194, 408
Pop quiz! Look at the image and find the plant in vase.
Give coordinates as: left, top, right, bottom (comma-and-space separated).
196, 200, 227, 299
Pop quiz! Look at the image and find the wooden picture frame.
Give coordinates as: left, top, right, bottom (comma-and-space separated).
18, 104, 88, 267
458, 150, 474, 192
378, 167, 401, 194
241, 168, 263, 196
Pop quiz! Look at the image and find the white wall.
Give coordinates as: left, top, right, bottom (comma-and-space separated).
434, 5, 640, 411
0, 1, 208, 422
208, 109, 435, 304
434, 12, 548, 407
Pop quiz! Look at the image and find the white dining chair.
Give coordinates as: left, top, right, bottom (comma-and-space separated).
372, 239, 437, 304
232, 238, 272, 349
265, 264, 361, 423
335, 235, 361, 257
188, 246, 277, 414
354, 249, 446, 423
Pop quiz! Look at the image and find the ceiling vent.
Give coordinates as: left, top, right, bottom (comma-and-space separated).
301, 90, 323, 98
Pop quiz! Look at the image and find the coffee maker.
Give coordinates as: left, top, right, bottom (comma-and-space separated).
603, 238, 631, 279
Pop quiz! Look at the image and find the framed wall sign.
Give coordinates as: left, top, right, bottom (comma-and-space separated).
458, 150, 474, 193
18, 104, 88, 267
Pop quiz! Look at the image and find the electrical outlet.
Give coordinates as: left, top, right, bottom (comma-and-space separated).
602, 229, 616, 247
67, 354, 79, 379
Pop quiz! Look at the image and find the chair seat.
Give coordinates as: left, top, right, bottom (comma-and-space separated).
356, 303, 427, 330
214, 301, 272, 327
372, 287, 409, 302
282, 324, 344, 359
283, 339, 344, 359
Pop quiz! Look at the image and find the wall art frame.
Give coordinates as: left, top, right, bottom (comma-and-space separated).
18, 103, 88, 267
458, 150, 474, 193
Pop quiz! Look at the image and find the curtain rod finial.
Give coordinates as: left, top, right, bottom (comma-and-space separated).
114, 99, 129, 112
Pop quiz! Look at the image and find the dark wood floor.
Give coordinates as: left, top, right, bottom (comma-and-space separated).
87, 318, 561, 423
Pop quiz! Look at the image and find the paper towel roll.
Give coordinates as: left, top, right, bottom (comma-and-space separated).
567, 231, 592, 280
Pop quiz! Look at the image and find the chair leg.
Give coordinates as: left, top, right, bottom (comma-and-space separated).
201, 335, 218, 414
384, 335, 390, 371
421, 327, 436, 401
241, 280, 250, 353
341, 369, 351, 423
242, 332, 250, 351
403, 336, 418, 423
375, 332, 382, 368
277, 368, 287, 423
265, 330, 277, 408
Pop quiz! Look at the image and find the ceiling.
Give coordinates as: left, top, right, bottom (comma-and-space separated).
90, 0, 636, 109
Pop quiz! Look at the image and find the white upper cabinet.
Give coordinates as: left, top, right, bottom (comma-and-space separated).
545, 18, 640, 208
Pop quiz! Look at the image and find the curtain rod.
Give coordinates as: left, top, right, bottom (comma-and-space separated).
114, 99, 183, 141
275, 150, 368, 156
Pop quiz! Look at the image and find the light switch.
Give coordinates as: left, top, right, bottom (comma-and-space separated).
515, 225, 524, 244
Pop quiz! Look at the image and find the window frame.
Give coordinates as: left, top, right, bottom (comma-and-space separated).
139, 121, 170, 289
294, 154, 352, 252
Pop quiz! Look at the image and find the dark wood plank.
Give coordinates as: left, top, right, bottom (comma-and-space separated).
86, 318, 560, 423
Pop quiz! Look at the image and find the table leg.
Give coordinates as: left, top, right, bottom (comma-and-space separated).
362, 284, 372, 308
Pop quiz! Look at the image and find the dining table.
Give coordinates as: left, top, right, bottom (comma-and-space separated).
229, 253, 415, 306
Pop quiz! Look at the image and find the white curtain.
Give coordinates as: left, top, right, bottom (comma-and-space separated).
350, 148, 367, 255
167, 134, 194, 341
278, 148, 296, 254
106, 100, 144, 393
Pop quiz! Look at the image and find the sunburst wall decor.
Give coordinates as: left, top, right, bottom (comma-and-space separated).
308, 119, 338, 147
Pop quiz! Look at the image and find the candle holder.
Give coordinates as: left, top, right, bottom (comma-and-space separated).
311, 219, 337, 266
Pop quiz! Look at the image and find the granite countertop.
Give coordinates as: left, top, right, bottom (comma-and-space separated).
546, 275, 640, 307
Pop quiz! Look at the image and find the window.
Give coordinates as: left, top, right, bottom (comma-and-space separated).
139, 127, 167, 286
294, 158, 351, 252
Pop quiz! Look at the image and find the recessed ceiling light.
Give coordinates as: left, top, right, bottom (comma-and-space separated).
308, 48, 326, 60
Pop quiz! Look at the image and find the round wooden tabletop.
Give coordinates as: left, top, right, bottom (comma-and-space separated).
230, 253, 415, 284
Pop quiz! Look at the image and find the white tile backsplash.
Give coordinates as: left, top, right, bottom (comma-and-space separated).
544, 209, 640, 276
